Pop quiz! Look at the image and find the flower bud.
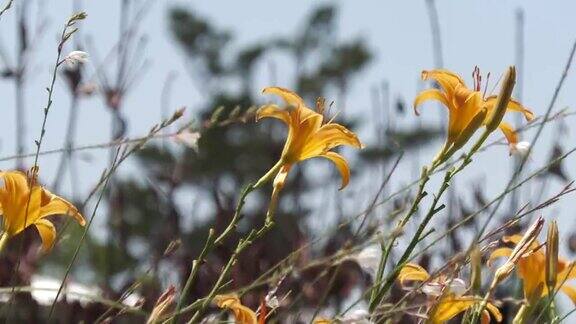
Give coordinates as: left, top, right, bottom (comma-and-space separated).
470, 246, 482, 294
486, 66, 516, 132
546, 220, 559, 291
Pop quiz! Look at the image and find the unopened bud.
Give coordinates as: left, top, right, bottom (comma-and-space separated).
486, 66, 516, 132
470, 246, 482, 294
546, 220, 559, 291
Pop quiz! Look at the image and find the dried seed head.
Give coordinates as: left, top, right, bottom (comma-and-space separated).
493, 216, 544, 285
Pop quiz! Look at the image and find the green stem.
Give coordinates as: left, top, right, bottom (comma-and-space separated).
370, 129, 493, 313
471, 279, 496, 324
171, 229, 215, 324
167, 161, 283, 323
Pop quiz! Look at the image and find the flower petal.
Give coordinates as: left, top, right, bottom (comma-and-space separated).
413, 89, 450, 115
487, 247, 513, 267
429, 296, 476, 324
40, 189, 85, 226
557, 261, 576, 284
485, 302, 503, 322
485, 95, 534, 121
498, 121, 518, 145
560, 285, 576, 305
429, 296, 501, 324
300, 124, 363, 159
1, 176, 43, 236
214, 294, 257, 324
318, 152, 351, 190
262, 87, 305, 108
421, 69, 467, 94
256, 104, 291, 125
398, 263, 430, 285
0, 171, 33, 234
34, 218, 56, 252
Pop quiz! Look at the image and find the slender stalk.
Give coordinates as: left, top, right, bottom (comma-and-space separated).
171, 229, 215, 324
0, 232, 9, 254
369, 165, 431, 311
52, 94, 80, 192
14, 1, 27, 169
471, 278, 497, 323
370, 128, 492, 312
47, 148, 120, 321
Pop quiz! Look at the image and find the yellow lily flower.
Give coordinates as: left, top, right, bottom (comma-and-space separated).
214, 294, 257, 324
488, 234, 576, 304
414, 69, 533, 155
399, 263, 502, 324
0, 170, 85, 252
256, 87, 363, 194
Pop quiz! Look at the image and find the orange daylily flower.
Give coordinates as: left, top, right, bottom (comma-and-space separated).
0, 170, 85, 252
414, 68, 533, 153
256, 87, 363, 194
399, 263, 502, 324
214, 294, 258, 324
488, 234, 576, 304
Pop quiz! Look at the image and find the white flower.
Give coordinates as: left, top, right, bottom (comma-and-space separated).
173, 130, 201, 151
421, 278, 467, 297
64, 50, 89, 67
509, 141, 531, 156
353, 244, 381, 277
340, 309, 373, 324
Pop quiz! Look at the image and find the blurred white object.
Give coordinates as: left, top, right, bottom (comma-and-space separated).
29, 275, 100, 306
173, 130, 201, 151
421, 278, 467, 297
65, 50, 89, 67
340, 309, 373, 324
510, 141, 531, 156
353, 244, 381, 277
